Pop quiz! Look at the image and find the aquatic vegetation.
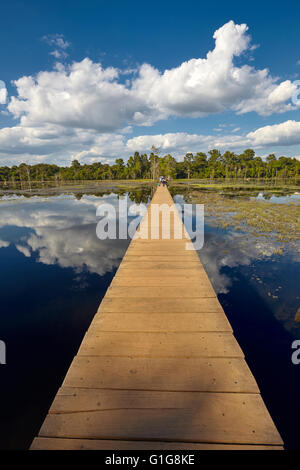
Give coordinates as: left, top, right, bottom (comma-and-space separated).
187, 190, 300, 245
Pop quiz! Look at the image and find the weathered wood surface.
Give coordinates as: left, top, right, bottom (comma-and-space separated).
30, 185, 283, 450
31, 438, 283, 450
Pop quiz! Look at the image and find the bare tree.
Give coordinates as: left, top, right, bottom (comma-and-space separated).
150, 145, 160, 181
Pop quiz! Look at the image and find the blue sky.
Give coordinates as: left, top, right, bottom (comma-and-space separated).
1, 0, 300, 165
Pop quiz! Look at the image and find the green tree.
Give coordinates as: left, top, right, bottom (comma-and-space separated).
184, 153, 194, 179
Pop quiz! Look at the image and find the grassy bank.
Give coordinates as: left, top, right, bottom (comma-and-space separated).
0, 179, 154, 197
170, 178, 300, 192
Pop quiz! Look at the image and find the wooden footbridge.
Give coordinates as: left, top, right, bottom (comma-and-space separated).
31, 186, 283, 450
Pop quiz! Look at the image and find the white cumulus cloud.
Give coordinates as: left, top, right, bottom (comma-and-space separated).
126, 132, 248, 156
0, 80, 7, 104
8, 58, 148, 132
247, 120, 300, 146
8, 20, 300, 133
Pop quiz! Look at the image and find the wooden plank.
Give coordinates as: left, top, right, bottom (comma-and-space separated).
30, 437, 283, 450
105, 286, 216, 298
133, 231, 189, 241
37, 389, 283, 445
89, 312, 232, 332
49, 388, 262, 413
98, 297, 224, 313
126, 247, 198, 254
128, 246, 194, 253
111, 276, 211, 286
120, 261, 201, 269
124, 254, 200, 262
129, 240, 194, 247
62, 357, 259, 392
77, 332, 243, 358
114, 269, 206, 279
126, 252, 198, 258
111, 278, 211, 287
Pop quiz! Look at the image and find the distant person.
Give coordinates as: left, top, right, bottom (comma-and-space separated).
160, 176, 166, 187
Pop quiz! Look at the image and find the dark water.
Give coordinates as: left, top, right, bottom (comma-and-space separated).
0, 189, 299, 449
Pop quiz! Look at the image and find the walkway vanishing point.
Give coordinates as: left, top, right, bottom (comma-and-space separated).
31, 185, 283, 450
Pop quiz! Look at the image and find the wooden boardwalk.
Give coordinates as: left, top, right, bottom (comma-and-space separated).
30, 185, 283, 450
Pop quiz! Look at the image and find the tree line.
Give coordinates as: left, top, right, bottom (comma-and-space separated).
0, 148, 299, 184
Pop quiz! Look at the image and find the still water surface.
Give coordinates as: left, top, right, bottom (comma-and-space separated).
0, 188, 299, 449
